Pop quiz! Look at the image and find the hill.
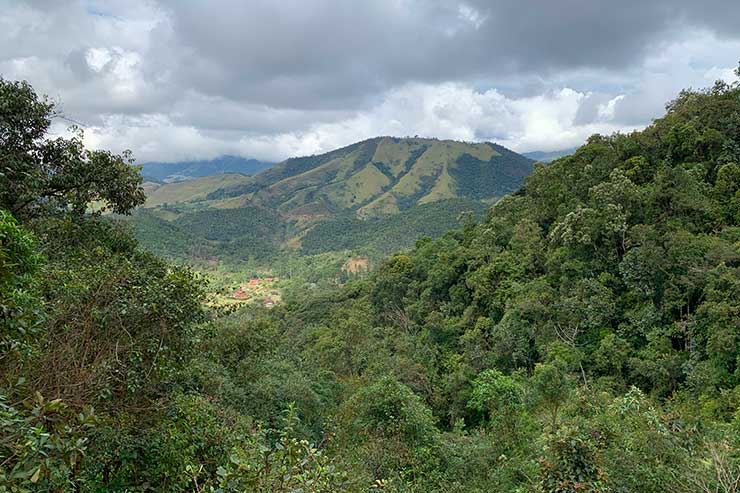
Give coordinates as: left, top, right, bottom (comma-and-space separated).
206, 137, 534, 219
183, 77, 740, 491
143, 173, 252, 207
140, 155, 274, 183
129, 137, 534, 263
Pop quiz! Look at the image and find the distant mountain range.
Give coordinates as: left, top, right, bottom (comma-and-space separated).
523, 147, 578, 163
140, 155, 274, 183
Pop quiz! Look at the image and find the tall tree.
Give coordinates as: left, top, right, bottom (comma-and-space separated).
0, 79, 145, 219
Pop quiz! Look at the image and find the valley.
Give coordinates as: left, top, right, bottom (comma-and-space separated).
4, 3, 740, 490
124, 137, 533, 298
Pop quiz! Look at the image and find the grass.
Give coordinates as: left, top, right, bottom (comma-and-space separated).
144, 174, 252, 207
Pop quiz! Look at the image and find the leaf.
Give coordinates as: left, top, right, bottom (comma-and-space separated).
30, 466, 41, 483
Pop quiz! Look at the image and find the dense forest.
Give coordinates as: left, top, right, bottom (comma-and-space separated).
3, 68, 740, 492
298, 198, 486, 256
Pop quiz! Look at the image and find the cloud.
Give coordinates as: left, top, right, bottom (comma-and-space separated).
1, 0, 739, 162
83, 82, 643, 162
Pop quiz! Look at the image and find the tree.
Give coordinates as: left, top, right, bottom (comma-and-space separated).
530, 362, 573, 428
0, 78, 145, 219
467, 369, 525, 437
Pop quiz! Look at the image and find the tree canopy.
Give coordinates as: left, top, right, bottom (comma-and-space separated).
0, 78, 145, 218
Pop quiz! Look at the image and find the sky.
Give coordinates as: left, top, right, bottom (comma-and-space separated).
2, 0, 740, 163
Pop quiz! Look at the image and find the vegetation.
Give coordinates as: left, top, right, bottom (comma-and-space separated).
4, 70, 740, 492
300, 198, 486, 257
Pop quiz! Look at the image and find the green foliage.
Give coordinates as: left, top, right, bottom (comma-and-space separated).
337, 377, 441, 484
300, 199, 486, 256
0, 210, 44, 365
537, 425, 607, 493
0, 390, 95, 492
214, 404, 354, 493
467, 369, 524, 420
29, 215, 206, 406
450, 145, 534, 200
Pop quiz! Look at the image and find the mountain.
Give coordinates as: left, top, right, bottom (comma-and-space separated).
523, 147, 579, 162
129, 137, 534, 262
205, 137, 534, 219
140, 155, 274, 183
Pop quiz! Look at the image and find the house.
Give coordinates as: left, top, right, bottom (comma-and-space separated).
262, 297, 275, 307
231, 288, 248, 300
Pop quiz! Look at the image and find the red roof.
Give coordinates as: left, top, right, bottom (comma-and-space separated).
232, 288, 248, 299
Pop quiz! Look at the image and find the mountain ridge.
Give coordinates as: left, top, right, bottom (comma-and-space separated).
204, 136, 534, 218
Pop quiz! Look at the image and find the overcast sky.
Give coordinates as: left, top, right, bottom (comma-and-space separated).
2, 0, 740, 162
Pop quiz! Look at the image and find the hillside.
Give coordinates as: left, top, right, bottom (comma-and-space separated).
143, 173, 252, 207
141, 155, 274, 183
299, 198, 487, 256
126, 198, 485, 264
184, 77, 740, 491
129, 137, 534, 263
206, 137, 534, 218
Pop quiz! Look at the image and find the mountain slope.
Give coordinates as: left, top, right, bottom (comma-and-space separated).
207, 137, 534, 218
144, 173, 252, 207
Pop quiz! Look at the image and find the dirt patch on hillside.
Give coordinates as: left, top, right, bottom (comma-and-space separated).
342, 256, 370, 274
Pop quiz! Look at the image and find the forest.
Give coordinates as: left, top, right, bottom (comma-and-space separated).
2, 67, 740, 492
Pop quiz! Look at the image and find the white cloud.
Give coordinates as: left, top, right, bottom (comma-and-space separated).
82, 82, 642, 161
458, 4, 487, 30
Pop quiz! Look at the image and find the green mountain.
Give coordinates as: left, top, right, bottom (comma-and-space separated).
128, 137, 534, 262
205, 137, 534, 218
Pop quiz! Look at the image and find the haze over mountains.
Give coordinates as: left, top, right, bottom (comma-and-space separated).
140, 155, 274, 183
523, 147, 578, 163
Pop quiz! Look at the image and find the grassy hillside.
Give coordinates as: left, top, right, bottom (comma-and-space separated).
207, 137, 534, 218
144, 173, 252, 207
129, 137, 534, 264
